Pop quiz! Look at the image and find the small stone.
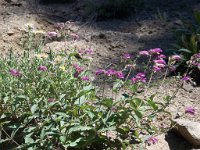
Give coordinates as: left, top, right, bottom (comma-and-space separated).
7, 30, 15, 36
173, 119, 200, 147
174, 20, 183, 26
182, 83, 193, 92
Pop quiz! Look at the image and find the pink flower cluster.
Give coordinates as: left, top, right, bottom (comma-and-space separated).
131, 73, 146, 83
73, 64, 84, 78
95, 69, 124, 79
189, 53, 200, 68
78, 49, 93, 55
38, 66, 48, 71
182, 75, 191, 81
9, 69, 22, 77
138, 48, 182, 72
185, 106, 197, 115
146, 136, 158, 146
153, 59, 166, 72
123, 53, 132, 60
139, 48, 163, 56
81, 76, 90, 81
47, 31, 57, 38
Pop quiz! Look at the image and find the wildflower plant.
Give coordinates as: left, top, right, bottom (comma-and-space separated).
0, 27, 195, 149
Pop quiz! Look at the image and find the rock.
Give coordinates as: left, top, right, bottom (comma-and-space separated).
174, 20, 183, 26
7, 30, 15, 36
173, 119, 200, 147
183, 83, 193, 92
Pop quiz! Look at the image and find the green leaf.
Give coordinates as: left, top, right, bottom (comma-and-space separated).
68, 126, 92, 134
194, 10, 200, 25
147, 99, 158, 111
40, 127, 45, 140
178, 48, 192, 53
31, 104, 37, 114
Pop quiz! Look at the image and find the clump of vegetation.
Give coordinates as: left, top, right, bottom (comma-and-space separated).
0, 22, 197, 149
174, 10, 200, 85
84, 0, 142, 20
175, 10, 200, 62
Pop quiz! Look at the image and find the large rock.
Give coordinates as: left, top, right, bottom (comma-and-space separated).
173, 119, 200, 147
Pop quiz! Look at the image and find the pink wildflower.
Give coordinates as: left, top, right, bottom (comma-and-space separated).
153, 59, 166, 72
131, 77, 137, 83
182, 75, 190, 81
47, 31, 57, 38
153, 66, 162, 72
9, 69, 22, 77
71, 33, 79, 41
73, 64, 84, 73
85, 49, 93, 54
147, 137, 158, 146
171, 55, 182, 61
38, 66, 48, 71
185, 106, 197, 115
123, 53, 132, 60
149, 48, 163, 55
154, 59, 166, 65
95, 69, 105, 75
81, 76, 90, 81
139, 50, 149, 56
131, 73, 146, 83
157, 54, 166, 59
105, 69, 116, 76
115, 71, 124, 79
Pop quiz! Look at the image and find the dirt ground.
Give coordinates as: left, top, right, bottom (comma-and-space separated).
0, 0, 200, 149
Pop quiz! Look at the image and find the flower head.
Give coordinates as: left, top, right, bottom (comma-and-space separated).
47, 31, 57, 38
154, 59, 166, 65
139, 50, 149, 56
146, 137, 158, 146
105, 69, 116, 76
153, 59, 166, 72
115, 71, 124, 79
131, 73, 146, 83
38, 66, 48, 71
123, 53, 132, 60
182, 75, 190, 81
153, 66, 162, 72
185, 106, 197, 115
85, 49, 93, 54
81, 76, 90, 81
70, 33, 79, 41
95, 69, 105, 75
9, 69, 22, 77
149, 48, 163, 55
59, 66, 66, 71
157, 54, 166, 59
73, 64, 84, 73
171, 55, 182, 61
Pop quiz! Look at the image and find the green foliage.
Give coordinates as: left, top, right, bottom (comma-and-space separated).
0, 50, 170, 149
84, 0, 142, 20
175, 10, 200, 62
